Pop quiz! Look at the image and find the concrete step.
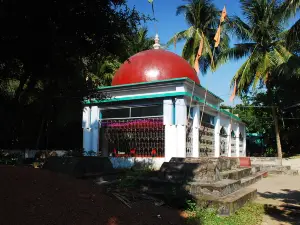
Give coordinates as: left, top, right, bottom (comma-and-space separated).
253, 164, 291, 172
138, 177, 242, 197
159, 161, 220, 183
221, 167, 252, 180
169, 157, 240, 171
241, 171, 268, 187
185, 179, 241, 197
251, 166, 261, 174
196, 188, 257, 216
268, 169, 299, 175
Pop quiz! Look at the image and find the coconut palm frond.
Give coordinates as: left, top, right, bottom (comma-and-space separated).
226, 16, 252, 41
167, 27, 195, 47
286, 19, 300, 49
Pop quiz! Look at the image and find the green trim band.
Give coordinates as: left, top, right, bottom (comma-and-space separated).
84, 92, 187, 104
96, 77, 224, 102
84, 91, 241, 121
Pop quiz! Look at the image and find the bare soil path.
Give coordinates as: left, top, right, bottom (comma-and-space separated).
0, 166, 185, 225
250, 175, 300, 225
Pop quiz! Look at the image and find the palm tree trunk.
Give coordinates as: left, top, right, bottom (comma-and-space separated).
272, 106, 283, 165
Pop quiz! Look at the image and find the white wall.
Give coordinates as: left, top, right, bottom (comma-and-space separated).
109, 157, 165, 170
91, 106, 99, 154
175, 98, 187, 157
192, 106, 200, 158
82, 106, 92, 151
214, 114, 221, 157
219, 115, 231, 156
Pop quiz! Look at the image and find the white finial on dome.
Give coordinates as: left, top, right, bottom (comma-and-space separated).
153, 34, 160, 49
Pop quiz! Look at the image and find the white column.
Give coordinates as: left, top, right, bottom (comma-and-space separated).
90, 106, 99, 154
164, 99, 175, 162
214, 114, 220, 157
165, 126, 177, 162
227, 121, 232, 157
243, 125, 246, 156
192, 106, 200, 158
82, 106, 92, 152
175, 98, 187, 158
236, 125, 240, 157
163, 99, 173, 125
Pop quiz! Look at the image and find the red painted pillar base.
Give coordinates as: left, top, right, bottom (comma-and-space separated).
239, 157, 251, 167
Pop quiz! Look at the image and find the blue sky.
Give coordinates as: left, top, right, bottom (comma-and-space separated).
126, 0, 299, 105
126, 0, 245, 105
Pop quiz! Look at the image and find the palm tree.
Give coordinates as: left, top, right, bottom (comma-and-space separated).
269, 1, 300, 81
168, 0, 229, 76
90, 27, 154, 87
220, 0, 300, 160
124, 27, 154, 58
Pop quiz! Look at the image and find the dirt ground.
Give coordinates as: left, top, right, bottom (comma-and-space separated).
0, 166, 185, 225
250, 175, 300, 225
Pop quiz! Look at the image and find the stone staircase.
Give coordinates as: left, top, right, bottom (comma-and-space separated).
138, 157, 268, 216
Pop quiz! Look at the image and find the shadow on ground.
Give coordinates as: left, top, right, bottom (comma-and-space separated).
0, 165, 199, 225
263, 204, 300, 225
259, 189, 300, 205
259, 189, 300, 225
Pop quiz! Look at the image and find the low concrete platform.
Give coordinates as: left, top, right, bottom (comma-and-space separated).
221, 167, 252, 180
185, 179, 241, 197
137, 157, 271, 215
196, 188, 257, 216
241, 171, 268, 187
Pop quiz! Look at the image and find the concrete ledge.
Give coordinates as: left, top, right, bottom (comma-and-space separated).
250, 157, 282, 166
241, 171, 268, 187
185, 179, 241, 197
196, 188, 257, 216
220, 167, 252, 180
160, 159, 221, 183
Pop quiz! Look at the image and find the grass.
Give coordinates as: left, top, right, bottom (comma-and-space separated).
186, 202, 264, 225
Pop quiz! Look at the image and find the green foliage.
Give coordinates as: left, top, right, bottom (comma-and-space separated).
223, 72, 300, 156
168, 0, 230, 74
89, 27, 154, 87
117, 169, 154, 188
0, 0, 150, 149
217, 0, 300, 95
0, 151, 23, 165
186, 202, 264, 225
265, 147, 276, 157
186, 199, 198, 212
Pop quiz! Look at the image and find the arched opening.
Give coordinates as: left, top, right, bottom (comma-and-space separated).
231, 130, 236, 156
220, 126, 227, 137
198, 113, 215, 157
239, 132, 244, 153
219, 126, 228, 156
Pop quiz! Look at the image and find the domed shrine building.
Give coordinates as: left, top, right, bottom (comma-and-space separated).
82, 36, 246, 169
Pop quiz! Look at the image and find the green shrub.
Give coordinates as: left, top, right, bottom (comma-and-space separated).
0, 151, 23, 165
186, 202, 264, 225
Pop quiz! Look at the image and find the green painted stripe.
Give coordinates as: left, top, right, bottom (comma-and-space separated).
96, 77, 224, 102
84, 91, 241, 122
84, 92, 187, 104
97, 77, 187, 90
220, 109, 241, 121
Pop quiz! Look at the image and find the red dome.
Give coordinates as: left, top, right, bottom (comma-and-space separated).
112, 49, 200, 86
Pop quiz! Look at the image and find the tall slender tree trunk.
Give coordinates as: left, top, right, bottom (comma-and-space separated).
272, 106, 283, 165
